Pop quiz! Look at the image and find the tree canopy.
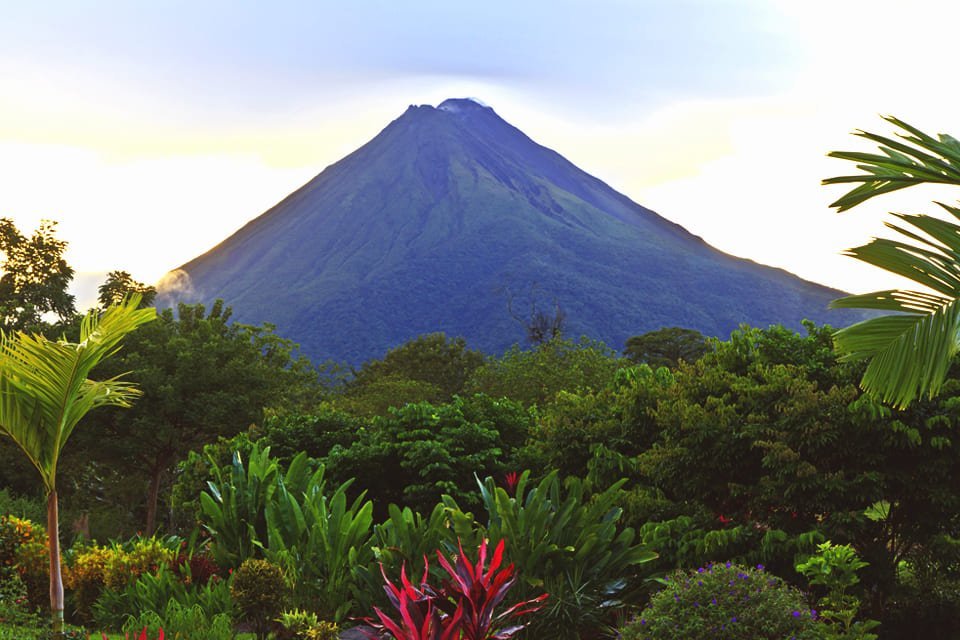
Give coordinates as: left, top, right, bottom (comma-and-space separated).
74, 300, 322, 533
623, 326, 708, 368
0, 219, 76, 333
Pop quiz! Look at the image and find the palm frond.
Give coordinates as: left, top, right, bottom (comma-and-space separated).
832, 299, 960, 409
0, 295, 155, 490
824, 116, 960, 212
826, 118, 960, 408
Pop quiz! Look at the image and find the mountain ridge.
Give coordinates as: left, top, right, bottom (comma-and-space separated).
160, 98, 862, 364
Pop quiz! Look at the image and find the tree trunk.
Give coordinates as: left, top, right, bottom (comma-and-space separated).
145, 465, 162, 535
47, 490, 64, 636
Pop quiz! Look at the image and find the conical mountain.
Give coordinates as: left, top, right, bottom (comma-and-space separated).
160, 98, 860, 364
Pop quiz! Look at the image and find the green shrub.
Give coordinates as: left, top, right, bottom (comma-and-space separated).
0, 622, 87, 640
0, 573, 42, 628
278, 609, 339, 640
620, 562, 822, 640
122, 600, 234, 640
0, 515, 49, 611
442, 471, 657, 640
231, 558, 287, 640
201, 447, 375, 622
796, 542, 879, 640
0, 489, 45, 525
92, 562, 233, 630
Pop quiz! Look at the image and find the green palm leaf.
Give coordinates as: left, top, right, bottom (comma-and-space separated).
0, 295, 155, 490
827, 118, 960, 408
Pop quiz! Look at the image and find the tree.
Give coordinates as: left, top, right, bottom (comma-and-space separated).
623, 326, 708, 368
825, 117, 960, 408
0, 297, 154, 634
464, 337, 623, 407
503, 283, 566, 345
97, 270, 156, 308
0, 219, 76, 332
350, 333, 485, 399
75, 300, 322, 534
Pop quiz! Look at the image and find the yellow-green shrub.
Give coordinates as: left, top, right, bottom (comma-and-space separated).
0, 515, 50, 611
64, 545, 112, 622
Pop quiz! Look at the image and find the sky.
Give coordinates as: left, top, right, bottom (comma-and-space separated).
3, 0, 960, 309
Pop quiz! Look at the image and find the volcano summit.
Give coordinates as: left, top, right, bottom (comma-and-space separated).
159, 99, 860, 364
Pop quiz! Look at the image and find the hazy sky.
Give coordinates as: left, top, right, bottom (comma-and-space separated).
3, 0, 960, 308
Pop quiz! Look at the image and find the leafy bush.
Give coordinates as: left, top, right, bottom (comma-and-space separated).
92, 562, 233, 630
620, 562, 822, 640
323, 395, 532, 516
463, 337, 624, 407
796, 542, 879, 639
0, 516, 49, 611
114, 537, 177, 584
231, 558, 287, 640
64, 535, 183, 623
442, 471, 657, 640
122, 600, 233, 640
278, 610, 339, 640
200, 445, 283, 567
358, 502, 458, 604
201, 446, 375, 622
0, 572, 42, 628
63, 543, 111, 623
0, 488, 45, 524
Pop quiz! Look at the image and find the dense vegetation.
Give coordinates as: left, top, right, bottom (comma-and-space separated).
4, 113, 960, 639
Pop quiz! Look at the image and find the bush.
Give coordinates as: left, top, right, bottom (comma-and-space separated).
442, 471, 657, 640
64, 536, 183, 624
0, 489, 45, 525
201, 447, 375, 622
122, 600, 233, 640
231, 558, 287, 640
0, 573, 42, 628
620, 562, 823, 640
0, 516, 49, 611
278, 610, 340, 640
92, 562, 233, 630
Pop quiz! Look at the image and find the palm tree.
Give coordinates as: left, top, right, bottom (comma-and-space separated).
825, 116, 960, 408
0, 296, 154, 634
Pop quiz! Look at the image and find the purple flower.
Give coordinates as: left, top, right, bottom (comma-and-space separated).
792, 611, 801, 618
756, 564, 765, 571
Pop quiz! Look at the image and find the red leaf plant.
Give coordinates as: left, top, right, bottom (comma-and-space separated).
346, 560, 464, 640
435, 538, 547, 640
345, 539, 546, 640
502, 472, 519, 497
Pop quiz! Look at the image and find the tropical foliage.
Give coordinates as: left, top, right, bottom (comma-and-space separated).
826, 116, 960, 408
0, 296, 154, 632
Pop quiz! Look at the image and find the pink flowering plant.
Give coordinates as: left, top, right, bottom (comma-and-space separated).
620, 562, 822, 640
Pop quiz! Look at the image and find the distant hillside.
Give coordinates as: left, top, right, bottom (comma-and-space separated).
158, 98, 863, 364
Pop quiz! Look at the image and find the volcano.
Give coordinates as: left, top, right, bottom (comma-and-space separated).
159, 98, 861, 364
